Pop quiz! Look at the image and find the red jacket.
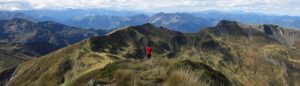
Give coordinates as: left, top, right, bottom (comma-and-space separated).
146, 47, 152, 55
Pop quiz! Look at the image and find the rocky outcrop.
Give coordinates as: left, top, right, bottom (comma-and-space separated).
214, 20, 300, 48
262, 24, 300, 47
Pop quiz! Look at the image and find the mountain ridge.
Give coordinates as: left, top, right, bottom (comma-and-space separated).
5, 21, 300, 86
0, 18, 106, 56
3, 10, 300, 32
0, 18, 106, 80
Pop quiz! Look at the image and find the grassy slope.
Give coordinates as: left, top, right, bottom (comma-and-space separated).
7, 39, 126, 86
87, 58, 233, 86
7, 23, 300, 86
0, 50, 30, 73
187, 24, 300, 85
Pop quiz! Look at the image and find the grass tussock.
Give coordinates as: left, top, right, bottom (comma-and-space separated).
164, 68, 210, 86
113, 69, 137, 86
90, 59, 232, 86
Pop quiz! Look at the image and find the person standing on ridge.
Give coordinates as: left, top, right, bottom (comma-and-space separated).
146, 46, 152, 59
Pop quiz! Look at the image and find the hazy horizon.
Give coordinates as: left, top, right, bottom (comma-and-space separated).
1, 0, 300, 16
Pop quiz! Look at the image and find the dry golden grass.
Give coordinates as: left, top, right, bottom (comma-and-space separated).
7, 23, 300, 86
164, 68, 209, 86
113, 69, 137, 86
87, 58, 229, 86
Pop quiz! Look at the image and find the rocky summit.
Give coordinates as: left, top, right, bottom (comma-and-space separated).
3, 21, 300, 86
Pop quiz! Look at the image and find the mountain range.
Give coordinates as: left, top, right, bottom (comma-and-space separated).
0, 12, 36, 21
0, 18, 106, 56
0, 18, 106, 79
2, 21, 299, 86
1, 9, 300, 86
64, 12, 300, 32
192, 11, 300, 29
64, 13, 213, 32
2, 10, 300, 32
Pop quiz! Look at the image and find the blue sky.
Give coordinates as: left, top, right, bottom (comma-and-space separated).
1, 0, 300, 16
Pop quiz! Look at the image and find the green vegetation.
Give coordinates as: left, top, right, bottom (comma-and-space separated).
5, 22, 300, 86
82, 58, 232, 86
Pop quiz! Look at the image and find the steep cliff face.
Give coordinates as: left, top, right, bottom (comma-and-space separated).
6, 21, 300, 86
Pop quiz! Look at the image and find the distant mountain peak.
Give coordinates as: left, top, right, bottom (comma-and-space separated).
105, 23, 157, 36
216, 20, 240, 27
0, 12, 36, 21
11, 18, 32, 23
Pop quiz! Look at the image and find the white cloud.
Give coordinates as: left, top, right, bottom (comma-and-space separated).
0, 0, 300, 16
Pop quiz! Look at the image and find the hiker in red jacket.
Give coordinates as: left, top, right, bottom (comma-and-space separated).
146, 46, 152, 59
